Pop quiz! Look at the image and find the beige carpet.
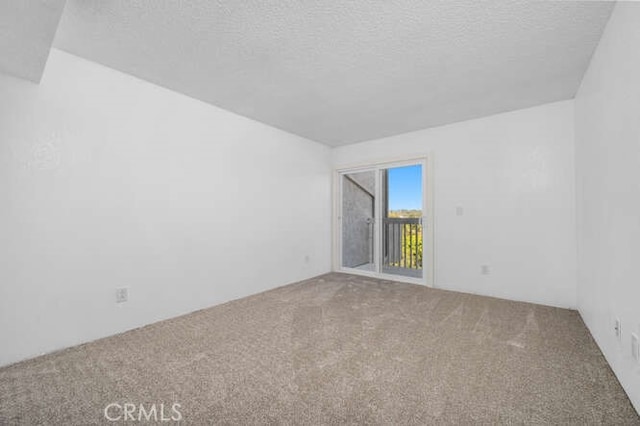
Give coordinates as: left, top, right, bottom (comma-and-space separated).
1, 273, 638, 425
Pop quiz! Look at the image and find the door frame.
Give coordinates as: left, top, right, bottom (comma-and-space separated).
333, 155, 434, 287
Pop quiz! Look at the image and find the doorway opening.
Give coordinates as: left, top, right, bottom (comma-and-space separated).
336, 158, 432, 286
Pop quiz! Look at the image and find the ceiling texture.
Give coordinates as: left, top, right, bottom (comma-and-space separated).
0, 0, 66, 82
9, 1, 617, 145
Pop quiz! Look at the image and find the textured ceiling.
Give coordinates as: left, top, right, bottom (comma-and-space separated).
53, 0, 614, 146
0, 0, 66, 82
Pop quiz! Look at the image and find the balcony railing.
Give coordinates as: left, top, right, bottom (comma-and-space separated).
383, 217, 423, 270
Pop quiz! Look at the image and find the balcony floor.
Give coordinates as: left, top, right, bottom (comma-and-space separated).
352, 262, 423, 279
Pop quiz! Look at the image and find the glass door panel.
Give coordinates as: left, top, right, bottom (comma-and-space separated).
341, 171, 376, 272
381, 165, 423, 279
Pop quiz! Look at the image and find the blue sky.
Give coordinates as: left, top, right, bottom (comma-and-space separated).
388, 165, 422, 210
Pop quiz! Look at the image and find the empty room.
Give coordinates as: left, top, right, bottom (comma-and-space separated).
1, 0, 639, 424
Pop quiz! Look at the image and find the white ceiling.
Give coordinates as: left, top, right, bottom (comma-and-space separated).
0, 0, 66, 82
51, 1, 614, 146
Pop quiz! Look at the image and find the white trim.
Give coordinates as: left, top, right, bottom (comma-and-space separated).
336, 266, 426, 286
425, 154, 435, 287
333, 155, 435, 287
374, 167, 382, 274
335, 155, 429, 173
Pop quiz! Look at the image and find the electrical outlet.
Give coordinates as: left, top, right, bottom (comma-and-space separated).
614, 318, 622, 342
116, 287, 128, 304
456, 206, 464, 216
481, 265, 490, 275
632, 333, 639, 363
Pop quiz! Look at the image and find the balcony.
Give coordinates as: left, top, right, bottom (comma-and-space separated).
349, 216, 423, 279
382, 217, 422, 275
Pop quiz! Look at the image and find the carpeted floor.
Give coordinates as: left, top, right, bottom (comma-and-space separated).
1, 273, 638, 424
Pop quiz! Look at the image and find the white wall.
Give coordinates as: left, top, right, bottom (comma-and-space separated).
0, 49, 332, 367
333, 100, 577, 309
574, 2, 640, 412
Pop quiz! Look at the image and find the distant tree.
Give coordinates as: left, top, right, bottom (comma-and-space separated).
388, 209, 422, 218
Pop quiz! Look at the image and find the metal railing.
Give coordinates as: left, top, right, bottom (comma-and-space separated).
383, 217, 423, 270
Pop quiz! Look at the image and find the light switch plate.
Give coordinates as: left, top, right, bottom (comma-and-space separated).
116, 287, 128, 304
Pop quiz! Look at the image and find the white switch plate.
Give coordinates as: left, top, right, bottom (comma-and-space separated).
614, 318, 622, 342
116, 287, 128, 304
632, 333, 639, 363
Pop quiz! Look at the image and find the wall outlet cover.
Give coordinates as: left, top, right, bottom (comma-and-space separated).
632, 333, 639, 363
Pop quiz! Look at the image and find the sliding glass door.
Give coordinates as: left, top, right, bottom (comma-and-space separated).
338, 159, 429, 284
